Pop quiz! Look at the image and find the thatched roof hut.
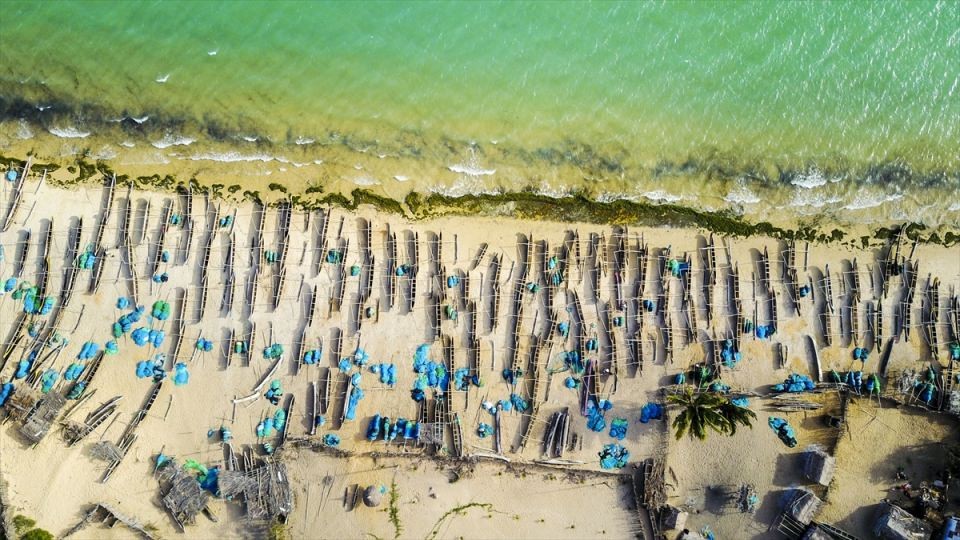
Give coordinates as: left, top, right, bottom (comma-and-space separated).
873, 501, 932, 540
363, 485, 382, 507
786, 488, 822, 526
802, 446, 836, 486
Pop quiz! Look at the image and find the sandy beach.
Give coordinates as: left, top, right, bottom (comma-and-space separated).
1, 163, 958, 539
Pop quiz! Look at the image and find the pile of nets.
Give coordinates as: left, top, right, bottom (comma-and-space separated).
564, 376, 580, 389
477, 423, 493, 438
344, 373, 364, 420
501, 367, 522, 384
169, 214, 183, 226
586, 338, 598, 352
444, 305, 458, 321
446, 275, 460, 288
365, 414, 420, 442
525, 282, 540, 293
599, 443, 629, 469
22, 288, 55, 315
353, 347, 370, 367
371, 363, 397, 387
950, 342, 960, 361
263, 250, 280, 263
77, 341, 100, 360
642, 299, 656, 312
845, 370, 864, 392
302, 348, 322, 365
799, 285, 811, 297
323, 433, 341, 447
234, 340, 248, 355
639, 402, 664, 423
256, 416, 276, 437
14, 351, 36, 379
105, 340, 119, 355
720, 339, 742, 368
773, 373, 815, 393
40, 369, 58, 393
768, 417, 797, 448
395, 264, 411, 276
0, 383, 14, 407
173, 363, 189, 386
586, 399, 613, 432
452, 367, 470, 390
411, 344, 448, 400
76, 249, 96, 270
667, 258, 690, 277
151, 301, 171, 321
161, 250, 171, 263
2, 277, 17, 293
151, 272, 170, 284
66, 381, 87, 399
264, 380, 283, 405
326, 249, 343, 264
262, 343, 283, 359
755, 324, 777, 339
852, 347, 870, 362
132, 327, 165, 348
558, 321, 570, 338
609, 418, 628, 440
136, 355, 167, 381
114, 306, 145, 337
273, 409, 287, 431
510, 393, 529, 412
218, 215, 234, 228
710, 381, 731, 393
63, 363, 85, 381
731, 397, 750, 408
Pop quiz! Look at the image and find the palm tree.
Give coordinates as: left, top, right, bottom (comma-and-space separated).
668, 387, 757, 441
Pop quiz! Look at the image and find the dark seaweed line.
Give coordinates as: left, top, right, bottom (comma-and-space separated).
2, 154, 956, 248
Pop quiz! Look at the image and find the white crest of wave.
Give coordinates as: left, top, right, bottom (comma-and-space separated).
842, 193, 902, 211
791, 169, 829, 189
393, 175, 410, 182
353, 176, 380, 186
48, 126, 90, 138
640, 190, 683, 203
152, 134, 196, 149
182, 151, 286, 163
295, 136, 315, 145
449, 146, 495, 176
724, 184, 760, 204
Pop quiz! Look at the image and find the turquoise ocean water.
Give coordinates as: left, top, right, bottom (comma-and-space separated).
1, 1, 958, 226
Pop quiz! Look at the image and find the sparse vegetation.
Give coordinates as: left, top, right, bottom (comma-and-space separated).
268, 520, 288, 540
20, 530, 54, 540
13, 515, 53, 540
426, 503, 496, 540
388, 479, 402, 539
13, 515, 36, 533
